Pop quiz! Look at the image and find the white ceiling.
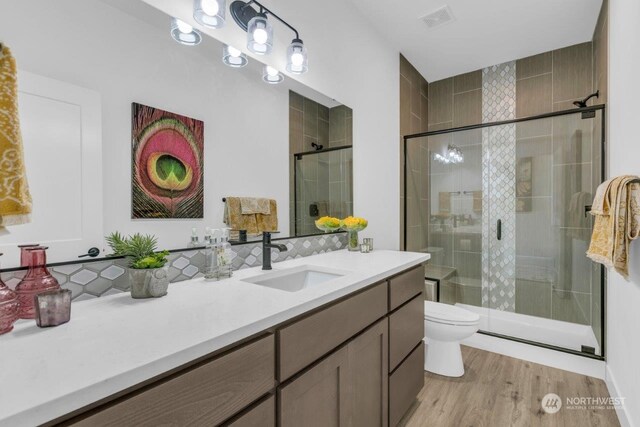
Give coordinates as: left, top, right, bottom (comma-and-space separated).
348, 0, 603, 82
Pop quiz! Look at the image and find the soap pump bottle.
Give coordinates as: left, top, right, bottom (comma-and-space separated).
204, 230, 219, 281
204, 227, 212, 245
217, 228, 233, 279
189, 228, 199, 248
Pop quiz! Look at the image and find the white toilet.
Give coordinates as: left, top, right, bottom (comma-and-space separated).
424, 300, 480, 377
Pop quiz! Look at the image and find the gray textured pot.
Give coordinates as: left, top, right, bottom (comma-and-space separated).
129, 266, 169, 299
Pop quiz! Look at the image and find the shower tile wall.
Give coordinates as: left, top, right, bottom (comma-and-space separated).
422, 40, 603, 327
289, 91, 353, 235
482, 62, 517, 312
400, 54, 429, 251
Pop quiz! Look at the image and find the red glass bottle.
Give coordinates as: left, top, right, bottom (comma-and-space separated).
0, 253, 19, 334
15, 246, 60, 319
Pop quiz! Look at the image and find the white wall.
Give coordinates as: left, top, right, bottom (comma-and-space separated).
2, 0, 292, 251
143, 0, 401, 249
607, 0, 640, 425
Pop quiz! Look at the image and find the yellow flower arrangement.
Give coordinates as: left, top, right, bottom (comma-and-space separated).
315, 216, 342, 232
341, 216, 368, 231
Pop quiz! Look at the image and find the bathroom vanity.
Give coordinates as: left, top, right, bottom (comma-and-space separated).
0, 250, 428, 426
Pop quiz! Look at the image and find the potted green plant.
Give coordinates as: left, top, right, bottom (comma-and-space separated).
105, 232, 170, 298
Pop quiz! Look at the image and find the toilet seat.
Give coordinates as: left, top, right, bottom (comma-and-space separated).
424, 301, 480, 326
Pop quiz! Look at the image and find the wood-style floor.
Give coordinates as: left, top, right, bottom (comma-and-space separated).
400, 346, 620, 427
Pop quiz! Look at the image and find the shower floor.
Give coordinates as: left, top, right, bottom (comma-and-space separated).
457, 303, 601, 355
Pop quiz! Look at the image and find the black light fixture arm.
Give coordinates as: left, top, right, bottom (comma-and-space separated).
232, 0, 300, 40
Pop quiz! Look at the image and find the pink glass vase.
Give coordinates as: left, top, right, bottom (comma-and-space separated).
0, 253, 19, 334
19, 243, 40, 267
15, 247, 60, 319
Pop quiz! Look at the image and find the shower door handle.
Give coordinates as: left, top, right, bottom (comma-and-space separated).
496, 219, 502, 240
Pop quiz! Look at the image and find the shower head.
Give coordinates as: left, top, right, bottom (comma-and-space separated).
311, 142, 323, 151
573, 90, 599, 108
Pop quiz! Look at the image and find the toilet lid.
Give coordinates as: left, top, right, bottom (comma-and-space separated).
424, 301, 480, 325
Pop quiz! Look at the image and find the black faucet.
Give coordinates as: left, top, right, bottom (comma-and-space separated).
262, 232, 288, 270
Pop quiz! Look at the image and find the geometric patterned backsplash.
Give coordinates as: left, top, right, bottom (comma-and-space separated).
0, 233, 347, 301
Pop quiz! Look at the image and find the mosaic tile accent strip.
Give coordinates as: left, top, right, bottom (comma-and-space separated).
0, 233, 347, 301
482, 61, 517, 312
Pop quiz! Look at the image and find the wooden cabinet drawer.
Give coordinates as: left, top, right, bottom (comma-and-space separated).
389, 343, 424, 427
226, 395, 275, 427
389, 266, 424, 311
278, 282, 387, 381
389, 294, 424, 371
70, 335, 275, 427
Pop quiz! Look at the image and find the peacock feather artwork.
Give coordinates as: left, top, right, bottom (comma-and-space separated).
131, 103, 204, 219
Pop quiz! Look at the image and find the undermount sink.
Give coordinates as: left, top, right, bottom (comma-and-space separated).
243, 265, 350, 292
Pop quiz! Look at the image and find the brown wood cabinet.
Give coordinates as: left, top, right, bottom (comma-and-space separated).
279, 346, 350, 427
389, 294, 424, 371
278, 282, 387, 381
279, 319, 389, 427
56, 264, 425, 427
225, 395, 275, 427
66, 334, 275, 427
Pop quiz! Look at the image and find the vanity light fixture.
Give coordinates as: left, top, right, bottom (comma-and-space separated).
193, 0, 226, 28
170, 18, 202, 46
433, 144, 464, 164
247, 12, 273, 54
222, 44, 248, 67
230, 0, 308, 73
286, 38, 308, 74
262, 65, 284, 84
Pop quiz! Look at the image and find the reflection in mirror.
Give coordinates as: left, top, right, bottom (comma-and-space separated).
0, 0, 352, 268
288, 91, 353, 236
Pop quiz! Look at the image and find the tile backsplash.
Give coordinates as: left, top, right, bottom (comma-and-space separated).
0, 233, 347, 301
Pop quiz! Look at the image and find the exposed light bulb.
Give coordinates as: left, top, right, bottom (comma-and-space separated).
266, 66, 278, 76
176, 19, 193, 33
201, 0, 219, 16
227, 45, 242, 57
291, 52, 304, 66
253, 27, 268, 45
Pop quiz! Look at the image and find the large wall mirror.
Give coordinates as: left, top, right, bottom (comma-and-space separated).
0, 0, 353, 268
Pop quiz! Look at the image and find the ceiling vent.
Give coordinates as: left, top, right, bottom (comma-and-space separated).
421, 5, 455, 29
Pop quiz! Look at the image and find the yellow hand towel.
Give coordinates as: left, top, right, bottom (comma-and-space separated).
0, 44, 32, 226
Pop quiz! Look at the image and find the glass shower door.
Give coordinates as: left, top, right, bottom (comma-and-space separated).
485, 110, 604, 356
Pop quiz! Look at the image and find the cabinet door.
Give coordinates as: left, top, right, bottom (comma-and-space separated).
349, 319, 388, 427
226, 395, 275, 427
279, 346, 350, 427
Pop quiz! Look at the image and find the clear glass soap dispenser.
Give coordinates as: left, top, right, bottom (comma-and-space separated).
217, 228, 233, 279
204, 230, 219, 281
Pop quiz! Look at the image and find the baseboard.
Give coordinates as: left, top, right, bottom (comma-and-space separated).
462, 332, 606, 379
605, 365, 633, 427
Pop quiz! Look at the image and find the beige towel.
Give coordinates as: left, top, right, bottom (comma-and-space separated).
224, 197, 278, 234
239, 197, 271, 215
224, 197, 258, 234
256, 199, 278, 232
0, 44, 32, 226
439, 192, 451, 215
587, 175, 640, 279
472, 191, 482, 213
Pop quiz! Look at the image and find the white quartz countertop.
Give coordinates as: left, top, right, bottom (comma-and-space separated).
0, 249, 429, 426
